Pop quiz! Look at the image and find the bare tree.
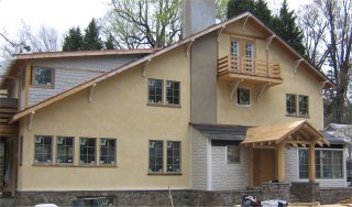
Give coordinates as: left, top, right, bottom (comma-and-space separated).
102, 0, 182, 49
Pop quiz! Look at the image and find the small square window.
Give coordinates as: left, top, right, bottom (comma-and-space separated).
227, 144, 240, 164
148, 79, 163, 104
237, 88, 250, 105
32, 67, 54, 87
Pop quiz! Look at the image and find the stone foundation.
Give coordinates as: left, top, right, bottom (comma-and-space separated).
14, 185, 352, 206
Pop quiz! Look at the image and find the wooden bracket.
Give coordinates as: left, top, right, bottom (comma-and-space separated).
141, 59, 152, 78
266, 35, 276, 51
294, 58, 304, 74
242, 14, 251, 32
230, 79, 242, 100
28, 111, 35, 131
256, 83, 269, 102
319, 80, 329, 94
217, 25, 226, 42
186, 39, 195, 57
88, 83, 97, 103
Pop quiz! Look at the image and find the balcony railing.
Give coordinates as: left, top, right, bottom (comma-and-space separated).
0, 98, 18, 136
218, 55, 282, 83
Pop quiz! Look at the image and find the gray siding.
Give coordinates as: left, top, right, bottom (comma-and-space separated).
28, 55, 142, 106
190, 32, 218, 124
211, 146, 248, 190
191, 128, 209, 190
286, 148, 347, 187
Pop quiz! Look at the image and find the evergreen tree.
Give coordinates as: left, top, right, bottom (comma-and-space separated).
273, 0, 305, 55
227, 0, 254, 19
82, 18, 103, 50
253, 0, 272, 28
62, 27, 83, 51
104, 34, 115, 49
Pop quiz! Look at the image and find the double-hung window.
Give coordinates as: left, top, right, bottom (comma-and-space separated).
299, 95, 309, 116
57, 136, 74, 164
34, 135, 53, 164
148, 79, 163, 104
286, 94, 297, 115
80, 137, 96, 164
227, 144, 240, 164
100, 138, 116, 165
149, 140, 164, 173
166, 81, 180, 105
167, 141, 181, 173
286, 94, 309, 116
32, 66, 54, 87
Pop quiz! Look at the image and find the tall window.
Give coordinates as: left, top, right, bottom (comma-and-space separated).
286, 94, 297, 115
231, 40, 239, 56
148, 79, 163, 104
299, 95, 309, 116
100, 138, 116, 165
149, 140, 164, 173
245, 42, 254, 59
34, 135, 52, 164
80, 138, 96, 164
237, 88, 250, 105
166, 81, 180, 105
57, 136, 74, 164
32, 67, 54, 87
227, 144, 240, 164
299, 149, 343, 179
167, 141, 181, 173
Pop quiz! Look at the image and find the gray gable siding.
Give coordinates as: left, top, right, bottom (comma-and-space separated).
27, 55, 143, 107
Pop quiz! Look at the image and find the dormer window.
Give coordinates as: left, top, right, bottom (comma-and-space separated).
32, 66, 54, 88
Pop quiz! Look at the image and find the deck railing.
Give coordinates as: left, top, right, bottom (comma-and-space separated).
218, 55, 281, 79
0, 98, 18, 136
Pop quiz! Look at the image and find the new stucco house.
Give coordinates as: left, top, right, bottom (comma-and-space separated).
0, 0, 350, 206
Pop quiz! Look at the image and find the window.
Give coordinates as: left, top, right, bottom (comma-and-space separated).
32, 66, 54, 87
148, 79, 163, 104
299, 95, 309, 116
57, 136, 74, 164
80, 138, 96, 164
299, 149, 343, 179
34, 135, 52, 164
149, 140, 164, 173
245, 42, 254, 59
100, 138, 116, 165
166, 81, 180, 105
237, 88, 250, 105
286, 94, 297, 115
231, 40, 239, 56
227, 144, 240, 164
167, 141, 181, 173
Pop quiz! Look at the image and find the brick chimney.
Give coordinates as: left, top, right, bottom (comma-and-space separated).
183, 0, 216, 37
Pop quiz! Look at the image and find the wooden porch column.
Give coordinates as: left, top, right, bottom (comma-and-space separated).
309, 143, 316, 183
277, 143, 286, 182
247, 146, 254, 187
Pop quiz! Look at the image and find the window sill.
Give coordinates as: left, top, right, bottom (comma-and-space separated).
147, 103, 181, 108
286, 114, 310, 118
32, 164, 118, 168
147, 172, 182, 176
31, 85, 55, 89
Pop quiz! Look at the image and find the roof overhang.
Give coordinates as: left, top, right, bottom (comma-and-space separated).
242, 120, 330, 148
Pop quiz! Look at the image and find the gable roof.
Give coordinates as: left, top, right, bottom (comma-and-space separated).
10, 12, 333, 123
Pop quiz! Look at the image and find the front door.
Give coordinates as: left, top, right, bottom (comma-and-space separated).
253, 148, 276, 186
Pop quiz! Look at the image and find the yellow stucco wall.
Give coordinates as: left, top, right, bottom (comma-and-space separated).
217, 21, 324, 130
17, 47, 191, 191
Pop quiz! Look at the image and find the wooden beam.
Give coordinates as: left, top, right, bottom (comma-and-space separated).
308, 143, 316, 183
28, 111, 35, 131
230, 79, 242, 100
294, 58, 304, 74
266, 35, 276, 51
141, 59, 151, 78
217, 25, 226, 42
242, 14, 251, 31
256, 83, 269, 102
88, 83, 97, 103
277, 143, 286, 182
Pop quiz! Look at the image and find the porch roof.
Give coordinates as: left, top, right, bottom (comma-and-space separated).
242, 120, 330, 147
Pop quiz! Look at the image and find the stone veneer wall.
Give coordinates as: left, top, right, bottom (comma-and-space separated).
290, 182, 320, 202
14, 185, 352, 206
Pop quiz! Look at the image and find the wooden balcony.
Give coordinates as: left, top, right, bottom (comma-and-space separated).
0, 98, 18, 137
217, 55, 283, 85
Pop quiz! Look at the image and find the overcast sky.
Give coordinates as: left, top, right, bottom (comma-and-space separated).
0, 0, 309, 46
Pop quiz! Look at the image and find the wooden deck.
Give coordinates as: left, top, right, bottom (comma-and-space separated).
0, 98, 18, 137
217, 55, 283, 85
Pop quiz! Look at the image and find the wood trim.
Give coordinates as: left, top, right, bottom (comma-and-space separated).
277, 143, 286, 182
24, 64, 31, 108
